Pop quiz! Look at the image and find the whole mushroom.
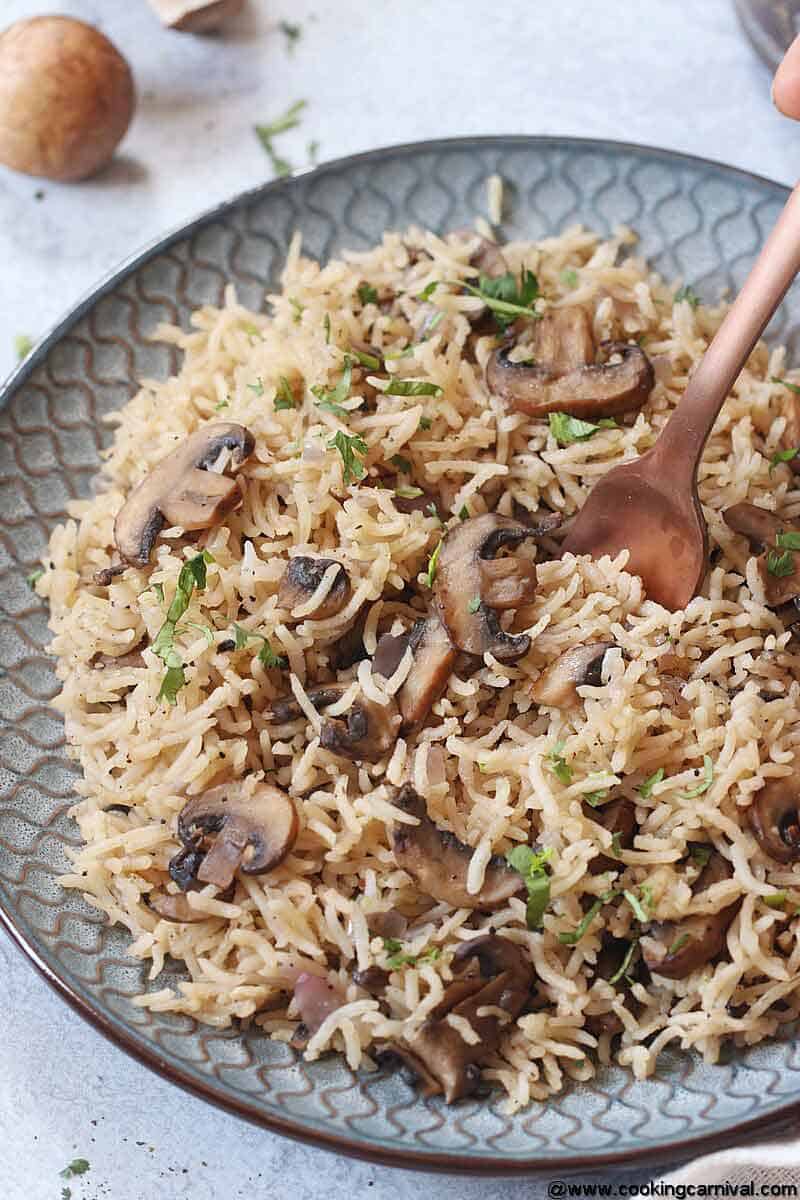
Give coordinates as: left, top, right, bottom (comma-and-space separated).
0, 17, 135, 181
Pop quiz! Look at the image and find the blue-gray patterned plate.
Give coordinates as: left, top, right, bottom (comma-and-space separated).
2, 137, 800, 1175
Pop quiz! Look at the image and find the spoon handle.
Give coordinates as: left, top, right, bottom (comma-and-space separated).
654, 183, 800, 475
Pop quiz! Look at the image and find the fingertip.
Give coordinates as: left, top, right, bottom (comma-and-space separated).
773, 34, 800, 118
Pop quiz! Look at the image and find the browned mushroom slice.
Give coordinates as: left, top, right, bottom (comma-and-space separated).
392, 485, 438, 516
407, 935, 534, 1103
147, 884, 234, 923
749, 776, 800, 863
93, 562, 127, 586
434, 514, 535, 662
391, 784, 523, 909
319, 694, 401, 763
277, 557, 351, 621
352, 965, 390, 996
777, 385, 800, 473
468, 235, 509, 280
91, 638, 148, 671
486, 305, 654, 419
723, 502, 800, 607
585, 797, 637, 875
173, 780, 298, 891
375, 1043, 444, 1098
531, 641, 614, 709
372, 632, 411, 680
114, 423, 254, 567
395, 615, 458, 734
267, 683, 346, 725
641, 851, 741, 979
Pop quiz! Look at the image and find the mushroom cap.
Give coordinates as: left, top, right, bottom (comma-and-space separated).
277, 556, 351, 622
175, 779, 298, 890
395, 615, 458, 734
114, 422, 254, 567
267, 680, 400, 762
641, 851, 740, 979
391, 784, 524, 909
434, 514, 534, 661
531, 641, 614, 709
585, 796, 637, 875
749, 776, 800, 863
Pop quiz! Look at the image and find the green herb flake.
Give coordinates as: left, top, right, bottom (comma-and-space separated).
772, 376, 800, 396
416, 281, 439, 302
545, 740, 572, 785
456, 268, 539, 331
350, 346, 381, 370
638, 767, 665, 798
467, 595, 481, 613
561, 269, 579, 289
278, 19, 301, 51
689, 844, 712, 867
425, 538, 443, 588
248, 378, 265, 397
231, 623, 287, 669
458, 505, 469, 521
242, 322, 259, 337
767, 549, 795, 578
674, 285, 700, 309
382, 936, 441, 969
14, 333, 33, 360
62, 1189, 71, 1200
549, 411, 618, 446
357, 282, 379, 306
769, 447, 800, 473
274, 375, 296, 411
214, 397, 229, 411
558, 893, 609, 945
312, 356, 355, 418
505, 844, 554, 929
680, 754, 714, 799
418, 416, 432, 431
610, 832, 623, 858
583, 790, 609, 807
668, 932, 690, 956
152, 551, 213, 705
391, 454, 412, 474
254, 100, 307, 177
395, 485, 424, 499
26, 566, 44, 589
289, 297, 305, 323
763, 892, 788, 909
323, 313, 331, 343
623, 889, 649, 923
60, 1160, 90, 1180
328, 430, 368, 485
776, 530, 800, 550
158, 662, 186, 705
383, 379, 443, 397
608, 939, 639, 985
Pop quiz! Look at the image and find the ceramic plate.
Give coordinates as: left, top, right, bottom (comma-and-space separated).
3, 136, 800, 1175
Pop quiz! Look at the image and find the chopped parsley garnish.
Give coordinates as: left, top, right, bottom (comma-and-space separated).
689, 844, 712, 867
152, 551, 214, 705
583, 790, 608, 807
419, 416, 432, 431
668, 933, 690, 956
459, 268, 540, 330
323, 313, 331, 343
350, 345, 381, 370
549, 411, 618, 446
247, 378, 265, 396
772, 376, 800, 395
506, 844, 553, 929
357, 282, 379, 306
545, 740, 572, 785
426, 501, 440, 522
674, 285, 700, 309
141, 581, 165, 604
381, 937, 441, 969
458, 504, 469, 521
395, 485, 424, 499
62, 1189, 71, 1200
279, 19, 302, 51
639, 767, 665, 798
14, 333, 33, 360
467, 595, 481, 613
383, 379, 443, 397
232, 623, 287, 668
254, 100, 307, 177
328, 430, 368, 484
289, 297, 305, 323
763, 892, 788, 908
769, 447, 799, 473
214, 397, 229, 411
561, 269, 579, 289
767, 549, 795, 578
623, 889, 648, 923
274, 376, 296, 411
391, 454, 412, 474
608, 938, 639, 985
776, 530, 800, 550
313, 356, 355, 419
242, 323, 259, 337
680, 754, 713, 799
610, 832, 623, 858
26, 566, 44, 588
416, 281, 439, 302
558, 890, 613, 945
60, 1160, 90, 1180
425, 538, 443, 587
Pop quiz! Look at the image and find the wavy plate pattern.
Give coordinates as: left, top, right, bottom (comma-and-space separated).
2, 137, 800, 1175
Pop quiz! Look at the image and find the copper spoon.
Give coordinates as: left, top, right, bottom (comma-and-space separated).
562, 186, 800, 610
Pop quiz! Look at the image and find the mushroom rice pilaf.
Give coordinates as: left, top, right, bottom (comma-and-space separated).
35, 220, 800, 1110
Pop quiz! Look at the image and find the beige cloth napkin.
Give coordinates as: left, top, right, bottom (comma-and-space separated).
663, 1139, 800, 1184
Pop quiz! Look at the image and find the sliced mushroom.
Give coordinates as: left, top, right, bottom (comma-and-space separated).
531, 641, 614, 709
91, 638, 147, 670
93, 561, 126, 586
115, 422, 254, 567
277, 557, 351, 621
172, 780, 298, 891
486, 307, 654, 419
396, 615, 458, 734
352, 965, 390, 996
749, 775, 800, 863
391, 784, 523, 909
405, 935, 534, 1103
585, 796, 637, 875
147, 880, 234, 924
375, 1043, 443, 1098
372, 631, 411, 680
467, 234, 508, 281
641, 851, 741, 979
723, 502, 800, 607
392, 485, 438, 516
778, 385, 800, 474
434, 514, 534, 661
267, 681, 400, 762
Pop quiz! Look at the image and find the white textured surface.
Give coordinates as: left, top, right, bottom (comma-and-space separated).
0, 0, 796, 1195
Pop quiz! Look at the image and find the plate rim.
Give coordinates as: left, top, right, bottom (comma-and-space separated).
1, 133, 797, 1176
